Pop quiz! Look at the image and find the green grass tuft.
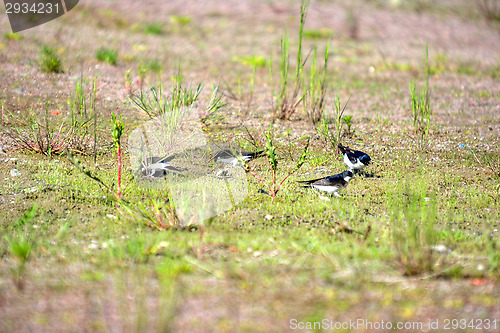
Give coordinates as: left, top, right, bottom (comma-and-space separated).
96, 47, 118, 65
39, 46, 64, 73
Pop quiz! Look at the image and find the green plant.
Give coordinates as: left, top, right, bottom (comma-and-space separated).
4, 32, 23, 41
389, 182, 439, 276
7, 106, 69, 156
111, 113, 124, 200
317, 95, 350, 149
488, 236, 500, 277
469, 149, 500, 178
143, 22, 164, 35
96, 47, 118, 65
409, 45, 432, 142
39, 45, 64, 73
5, 205, 37, 290
199, 83, 227, 125
342, 115, 354, 136
69, 75, 99, 158
303, 28, 333, 39
271, 0, 309, 120
304, 43, 330, 124
170, 15, 191, 26
244, 128, 309, 198
129, 72, 203, 119
232, 55, 268, 67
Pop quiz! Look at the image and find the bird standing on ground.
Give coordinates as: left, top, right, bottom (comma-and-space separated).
213, 149, 265, 166
338, 144, 371, 174
140, 155, 185, 178
296, 170, 353, 197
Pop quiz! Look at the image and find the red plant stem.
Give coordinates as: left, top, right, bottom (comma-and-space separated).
270, 163, 276, 198
117, 144, 122, 200
275, 171, 295, 195
247, 168, 272, 193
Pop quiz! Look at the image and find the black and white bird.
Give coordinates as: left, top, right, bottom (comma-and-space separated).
213, 149, 265, 166
338, 144, 371, 174
140, 155, 185, 178
297, 170, 353, 197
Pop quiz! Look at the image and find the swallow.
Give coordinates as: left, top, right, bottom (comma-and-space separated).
297, 170, 353, 197
140, 155, 185, 178
338, 144, 371, 174
213, 149, 265, 166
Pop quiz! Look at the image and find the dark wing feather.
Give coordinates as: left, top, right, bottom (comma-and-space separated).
297, 173, 345, 186
242, 150, 265, 159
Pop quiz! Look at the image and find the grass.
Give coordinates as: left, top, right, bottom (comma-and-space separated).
143, 22, 164, 35
0, 0, 499, 331
409, 45, 432, 143
96, 47, 118, 65
389, 181, 440, 276
1, 134, 499, 329
304, 43, 330, 124
271, 0, 309, 120
39, 46, 64, 73
317, 95, 351, 149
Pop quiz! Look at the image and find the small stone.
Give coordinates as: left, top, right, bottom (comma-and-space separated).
10, 169, 21, 177
265, 214, 273, 220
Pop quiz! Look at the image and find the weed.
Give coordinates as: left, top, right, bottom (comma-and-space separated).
39, 45, 64, 73
96, 47, 118, 65
476, 0, 500, 21
7, 106, 69, 156
409, 45, 432, 142
317, 95, 351, 149
303, 28, 334, 39
304, 43, 330, 124
69, 75, 99, 158
232, 55, 268, 67
143, 22, 164, 35
389, 182, 440, 276
111, 113, 124, 199
170, 15, 192, 26
129, 72, 203, 119
199, 83, 227, 125
4, 32, 22, 41
342, 115, 354, 137
271, 0, 309, 120
488, 236, 500, 277
5, 205, 37, 290
469, 149, 500, 178
244, 128, 309, 198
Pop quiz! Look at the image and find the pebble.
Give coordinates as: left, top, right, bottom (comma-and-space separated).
10, 169, 21, 177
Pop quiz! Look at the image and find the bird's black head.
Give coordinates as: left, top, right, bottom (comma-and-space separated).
359, 154, 371, 165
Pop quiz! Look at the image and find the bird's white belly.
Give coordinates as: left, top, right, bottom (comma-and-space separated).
312, 184, 341, 194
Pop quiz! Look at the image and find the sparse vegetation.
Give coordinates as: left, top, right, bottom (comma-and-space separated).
39, 45, 64, 73
0, 0, 499, 331
389, 181, 440, 276
244, 128, 309, 198
317, 95, 351, 149
409, 45, 432, 143
96, 47, 118, 65
143, 22, 164, 35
